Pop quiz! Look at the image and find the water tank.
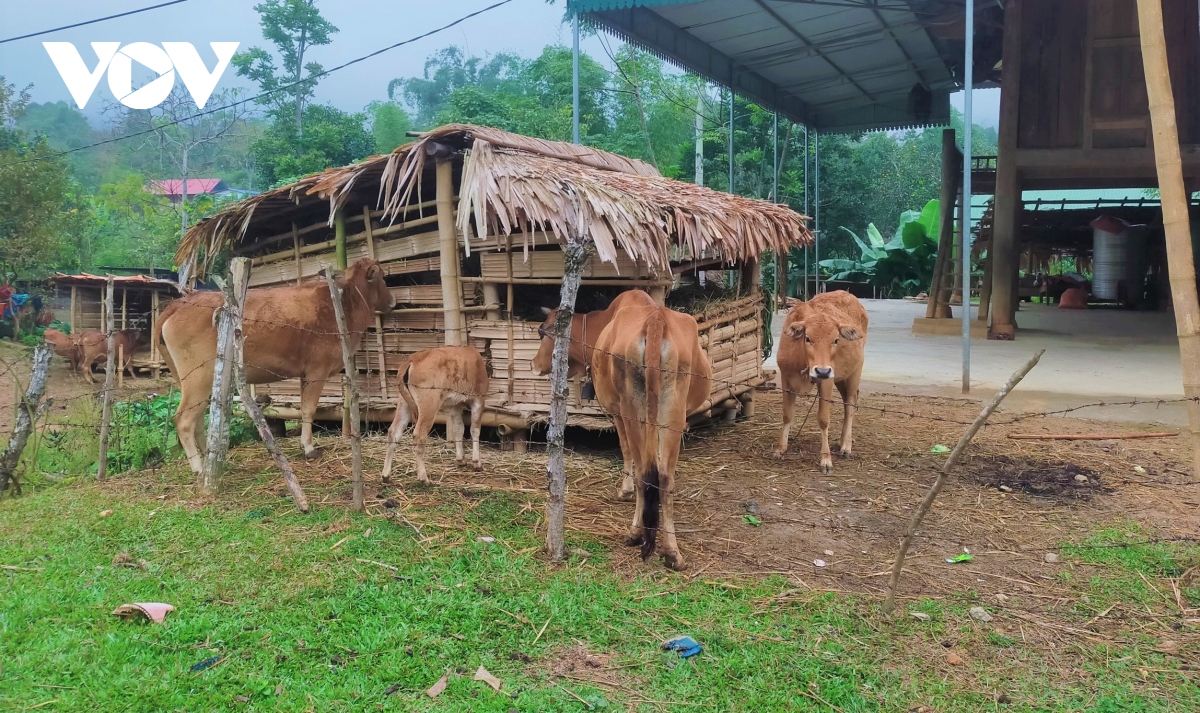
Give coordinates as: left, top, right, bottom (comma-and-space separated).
1091, 216, 1147, 302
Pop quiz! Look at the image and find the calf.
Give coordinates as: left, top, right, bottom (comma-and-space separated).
43, 328, 80, 372
774, 291, 868, 473
381, 346, 489, 484
533, 290, 712, 570
76, 329, 141, 384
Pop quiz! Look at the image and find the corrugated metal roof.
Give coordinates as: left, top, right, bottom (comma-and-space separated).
52, 273, 181, 292
570, 0, 995, 134
969, 189, 1162, 225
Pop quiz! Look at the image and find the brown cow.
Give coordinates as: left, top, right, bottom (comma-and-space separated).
76, 329, 141, 384
774, 291, 868, 473
155, 259, 395, 474
381, 346, 489, 484
43, 328, 81, 372
533, 290, 712, 570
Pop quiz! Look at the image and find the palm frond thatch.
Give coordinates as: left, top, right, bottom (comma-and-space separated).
176, 124, 811, 277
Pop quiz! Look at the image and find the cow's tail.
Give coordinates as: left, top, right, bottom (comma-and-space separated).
396, 358, 419, 422
640, 310, 666, 561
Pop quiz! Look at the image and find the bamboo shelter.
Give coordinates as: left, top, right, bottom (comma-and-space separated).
176, 124, 811, 446
51, 273, 180, 376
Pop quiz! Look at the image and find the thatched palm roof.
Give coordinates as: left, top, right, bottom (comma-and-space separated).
176, 124, 811, 277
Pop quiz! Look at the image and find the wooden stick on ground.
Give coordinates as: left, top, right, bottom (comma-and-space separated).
882, 349, 1045, 615
0, 345, 52, 495
227, 258, 309, 513
326, 265, 364, 512
97, 276, 116, 481
1008, 432, 1178, 441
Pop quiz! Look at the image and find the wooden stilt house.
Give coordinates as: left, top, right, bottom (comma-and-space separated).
175, 125, 810, 444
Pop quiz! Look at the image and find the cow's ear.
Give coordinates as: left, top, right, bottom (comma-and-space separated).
367, 264, 382, 281
839, 325, 863, 341
540, 306, 553, 316
785, 322, 806, 339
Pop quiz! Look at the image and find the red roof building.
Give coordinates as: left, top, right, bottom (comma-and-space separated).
148, 178, 227, 202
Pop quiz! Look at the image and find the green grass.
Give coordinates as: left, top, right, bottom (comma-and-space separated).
2, 481, 1198, 711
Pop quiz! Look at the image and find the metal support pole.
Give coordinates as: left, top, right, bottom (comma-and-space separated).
814, 127, 820, 294
772, 111, 779, 292
803, 124, 809, 299
728, 87, 734, 193
962, 0, 974, 394
572, 11, 580, 145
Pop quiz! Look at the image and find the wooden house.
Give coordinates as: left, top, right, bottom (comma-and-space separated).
175, 125, 810, 444
51, 272, 180, 374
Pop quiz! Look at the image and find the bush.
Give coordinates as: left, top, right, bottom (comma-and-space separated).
817, 199, 944, 298
108, 392, 260, 472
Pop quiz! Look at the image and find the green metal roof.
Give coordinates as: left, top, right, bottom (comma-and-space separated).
567, 0, 1000, 134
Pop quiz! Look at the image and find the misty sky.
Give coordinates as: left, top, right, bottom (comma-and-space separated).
0, 0, 999, 128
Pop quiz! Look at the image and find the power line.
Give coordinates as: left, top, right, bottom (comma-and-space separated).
0, 0, 195, 44
0, 0, 515, 167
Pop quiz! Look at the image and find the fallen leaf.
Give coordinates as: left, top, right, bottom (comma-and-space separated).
99, 510, 113, 517
363, 528, 372, 538
385, 684, 400, 696
474, 665, 502, 691
969, 607, 993, 623
742, 514, 762, 527
909, 612, 931, 622
235, 695, 250, 703
1157, 640, 1180, 653
477, 536, 496, 543
1043, 552, 1060, 564
426, 673, 449, 698
112, 602, 174, 624
930, 444, 950, 454
813, 559, 826, 568
946, 651, 965, 666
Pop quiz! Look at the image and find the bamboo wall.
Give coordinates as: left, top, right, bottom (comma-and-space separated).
56, 282, 176, 374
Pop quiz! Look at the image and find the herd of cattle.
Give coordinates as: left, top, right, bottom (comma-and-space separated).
46, 259, 871, 570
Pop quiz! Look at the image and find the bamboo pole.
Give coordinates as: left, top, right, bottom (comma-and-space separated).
545, 238, 588, 561
97, 276, 116, 481
437, 159, 466, 346
334, 209, 351, 437
1136, 0, 1200, 477
326, 266, 364, 512
70, 285, 77, 333
364, 205, 388, 402
0, 345, 51, 495
292, 223, 302, 285
151, 290, 160, 377
225, 257, 309, 513
883, 349, 1044, 614
201, 267, 238, 494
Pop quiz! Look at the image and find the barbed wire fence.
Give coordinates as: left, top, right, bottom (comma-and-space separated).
3, 263, 1199, 599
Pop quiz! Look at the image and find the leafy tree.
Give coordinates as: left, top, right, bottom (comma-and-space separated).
233, 0, 338, 141
0, 77, 80, 280
252, 104, 374, 187
368, 101, 412, 154
391, 47, 528, 128
17, 101, 107, 190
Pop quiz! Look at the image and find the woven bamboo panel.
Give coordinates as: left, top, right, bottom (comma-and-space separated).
382, 311, 445, 331
374, 229, 441, 262
249, 243, 372, 288
480, 248, 642, 279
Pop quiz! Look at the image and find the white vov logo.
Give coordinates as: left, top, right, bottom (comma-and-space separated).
43, 42, 239, 110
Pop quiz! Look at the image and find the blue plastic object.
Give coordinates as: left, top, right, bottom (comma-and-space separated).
662, 636, 702, 658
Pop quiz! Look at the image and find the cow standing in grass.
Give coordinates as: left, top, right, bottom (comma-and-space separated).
381, 345, 489, 484
155, 259, 396, 475
774, 291, 868, 473
534, 289, 711, 570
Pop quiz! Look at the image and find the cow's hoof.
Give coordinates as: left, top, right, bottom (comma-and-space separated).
772, 447, 787, 459
838, 446, 852, 458
616, 488, 635, 502
381, 475, 392, 484
472, 462, 483, 473
304, 448, 324, 461
820, 461, 834, 474
625, 533, 644, 547
663, 553, 686, 571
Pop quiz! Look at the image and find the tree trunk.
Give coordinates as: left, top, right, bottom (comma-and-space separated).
1136, 0, 1200, 477
0, 344, 52, 495
201, 268, 238, 494
545, 238, 588, 561
97, 276, 116, 481
326, 268, 363, 512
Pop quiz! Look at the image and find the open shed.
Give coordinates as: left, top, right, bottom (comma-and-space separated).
51, 273, 180, 375
176, 124, 810, 443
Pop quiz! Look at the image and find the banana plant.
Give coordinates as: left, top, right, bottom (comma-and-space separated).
819, 199, 942, 298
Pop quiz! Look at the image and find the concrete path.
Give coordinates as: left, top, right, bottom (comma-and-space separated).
764, 299, 1187, 425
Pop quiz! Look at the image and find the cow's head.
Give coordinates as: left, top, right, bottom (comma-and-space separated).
531, 307, 587, 378
345, 259, 396, 313
784, 309, 863, 381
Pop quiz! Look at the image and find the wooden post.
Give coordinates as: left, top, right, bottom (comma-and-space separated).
292, 223, 302, 285
229, 257, 309, 513
988, 0, 1023, 339
0, 345, 52, 495
97, 276, 116, 481
928, 130, 958, 318
69, 285, 77, 333
483, 283, 502, 320
326, 266, 364, 512
951, 184, 967, 306
363, 206, 388, 402
882, 349, 1044, 614
977, 248, 994, 322
334, 209, 351, 436
120, 288, 127, 329
150, 290, 160, 377
436, 158, 466, 346
201, 266, 240, 494
545, 238, 588, 561
1137, 0, 1200, 477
